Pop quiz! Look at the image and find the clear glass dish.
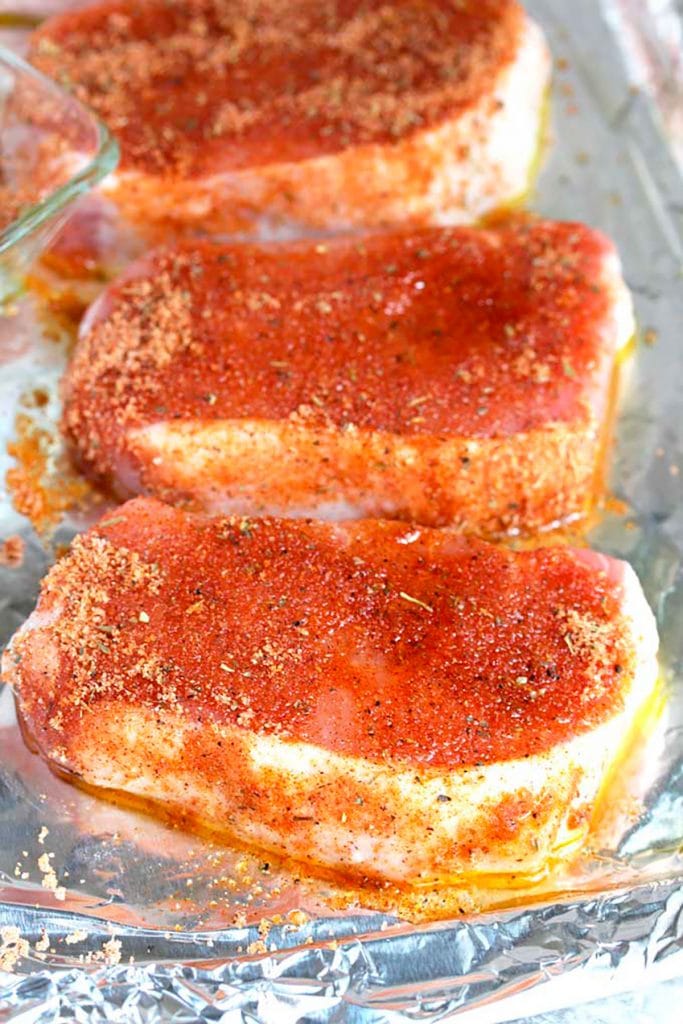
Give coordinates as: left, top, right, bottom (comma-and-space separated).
0, 44, 118, 301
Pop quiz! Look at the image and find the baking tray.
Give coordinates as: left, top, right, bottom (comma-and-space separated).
0, 0, 682, 1020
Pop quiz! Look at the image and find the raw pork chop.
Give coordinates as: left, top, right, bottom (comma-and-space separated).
63, 221, 633, 533
29, 0, 550, 237
3, 498, 658, 884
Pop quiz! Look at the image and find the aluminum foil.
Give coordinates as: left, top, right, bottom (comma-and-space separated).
1, 0, 683, 1020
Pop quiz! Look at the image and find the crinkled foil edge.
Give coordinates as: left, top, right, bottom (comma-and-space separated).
1, 879, 682, 1023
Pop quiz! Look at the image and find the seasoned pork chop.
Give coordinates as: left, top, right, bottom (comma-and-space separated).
29, 0, 549, 237
63, 221, 633, 533
3, 498, 658, 884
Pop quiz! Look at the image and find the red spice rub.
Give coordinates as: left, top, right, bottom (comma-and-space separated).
62, 220, 630, 531
9, 497, 636, 771
29, 0, 524, 178
68, 221, 615, 437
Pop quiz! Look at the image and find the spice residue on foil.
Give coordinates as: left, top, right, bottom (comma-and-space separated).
0, 535, 24, 567
0, 927, 29, 972
5, 409, 95, 535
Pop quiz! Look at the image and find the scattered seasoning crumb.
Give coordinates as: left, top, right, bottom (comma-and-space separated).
78, 935, 123, 965
138, 610, 150, 623
0, 535, 24, 568
0, 927, 29, 972
37, 826, 49, 845
37, 850, 65, 899
65, 929, 88, 945
643, 328, 657, 346
35, 930, 50, 953
101, 937, 122, 965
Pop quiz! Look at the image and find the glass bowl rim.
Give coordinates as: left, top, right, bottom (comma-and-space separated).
0, 42, 119, 257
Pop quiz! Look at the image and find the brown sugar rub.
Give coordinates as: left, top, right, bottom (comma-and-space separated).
28, 0, 550, 236
3, 498, 658, 884
62, 221, 634, 534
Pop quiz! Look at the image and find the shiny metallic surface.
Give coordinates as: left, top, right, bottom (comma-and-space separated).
0, 0, 682, 1019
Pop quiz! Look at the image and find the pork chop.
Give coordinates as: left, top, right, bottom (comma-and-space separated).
29, 0, 550, 237
63, 220, 634, 534
2, 497, 659, 885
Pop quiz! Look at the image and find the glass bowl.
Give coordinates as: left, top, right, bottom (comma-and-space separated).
0, 44, 118, 301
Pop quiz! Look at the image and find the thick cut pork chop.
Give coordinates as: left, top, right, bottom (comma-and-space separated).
63, 221, 633, 534
29, 0, 549, 237
3, 498, 658, 884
